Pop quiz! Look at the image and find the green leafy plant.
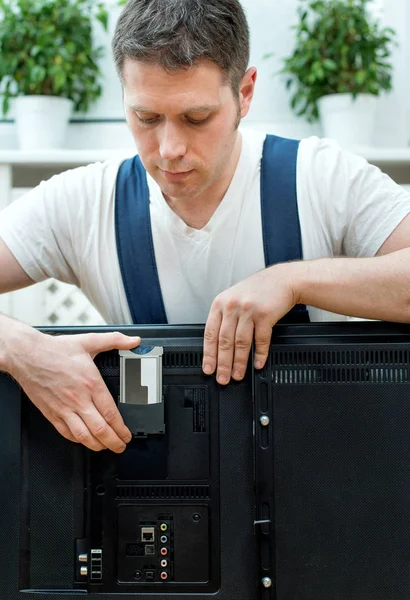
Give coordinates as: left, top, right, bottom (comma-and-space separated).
0, 0, 113, 116
272, 0, 396, 123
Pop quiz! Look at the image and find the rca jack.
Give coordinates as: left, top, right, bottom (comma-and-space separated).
160, 535, 168, 544
160, 547, 168, 556
161, 571, 168, 581
160, 559, 168, 568
160, 523, 168, 532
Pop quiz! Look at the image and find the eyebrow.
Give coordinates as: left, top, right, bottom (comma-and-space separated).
128, 104, 219, 114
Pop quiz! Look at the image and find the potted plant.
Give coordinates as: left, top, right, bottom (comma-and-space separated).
278, 0, 396, 146
0, 0, 110, 150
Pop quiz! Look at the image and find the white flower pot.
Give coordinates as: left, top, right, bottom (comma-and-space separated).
14, 95, 74, 150
317, 93, 378, 147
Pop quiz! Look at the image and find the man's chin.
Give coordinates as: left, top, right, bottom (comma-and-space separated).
159, 181, 204, 200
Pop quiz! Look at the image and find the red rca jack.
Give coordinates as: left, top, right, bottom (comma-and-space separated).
160, 559, 168, 568
160, 547, 168, 556
160, 571, 168, 580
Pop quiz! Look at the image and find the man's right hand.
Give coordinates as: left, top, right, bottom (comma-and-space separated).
2, 324, 141, 453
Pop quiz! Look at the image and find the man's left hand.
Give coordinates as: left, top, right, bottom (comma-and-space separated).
202, 265, 297, 384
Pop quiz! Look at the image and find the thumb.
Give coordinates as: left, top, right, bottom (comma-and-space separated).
80, 332, 141, 358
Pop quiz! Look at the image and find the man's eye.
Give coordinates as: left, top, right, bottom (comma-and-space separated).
136, 115, 160, 125
135, 114, 209, 125
187, 117, 209, 125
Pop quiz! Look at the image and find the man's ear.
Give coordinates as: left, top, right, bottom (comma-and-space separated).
239, 67, 257, 118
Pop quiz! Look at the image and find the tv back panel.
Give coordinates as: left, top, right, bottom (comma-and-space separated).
2, 322, 410, 599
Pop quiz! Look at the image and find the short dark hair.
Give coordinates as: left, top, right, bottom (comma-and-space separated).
112, 0, 250, 95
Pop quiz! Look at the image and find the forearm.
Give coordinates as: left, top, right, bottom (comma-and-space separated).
286, 247, 410, 322
0, 313, 42, 374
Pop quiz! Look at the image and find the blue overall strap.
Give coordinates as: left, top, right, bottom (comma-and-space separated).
260, 134, 309, 321
115, 155, 168, 324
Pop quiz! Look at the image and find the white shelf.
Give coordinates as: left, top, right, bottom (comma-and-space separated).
0, 148, 137, 166
0, 146, 410, 166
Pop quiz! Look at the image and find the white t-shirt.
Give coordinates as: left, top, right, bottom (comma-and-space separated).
1, 129, 410, 325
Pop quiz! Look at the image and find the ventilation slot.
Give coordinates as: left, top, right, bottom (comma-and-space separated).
163, 351, 203, 369
272, 348, 410, 384
94, 351, 119, 375
116, 485, 210, 500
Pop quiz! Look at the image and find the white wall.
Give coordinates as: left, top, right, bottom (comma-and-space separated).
370, 0, 409, 147
0, 0, 408, 148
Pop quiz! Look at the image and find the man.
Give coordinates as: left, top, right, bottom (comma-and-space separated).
0, 0, 410, 455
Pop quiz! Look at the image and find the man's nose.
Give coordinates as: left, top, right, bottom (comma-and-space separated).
159, 122, 187, 162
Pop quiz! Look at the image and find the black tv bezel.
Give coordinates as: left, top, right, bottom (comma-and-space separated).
14, 319, 410, 600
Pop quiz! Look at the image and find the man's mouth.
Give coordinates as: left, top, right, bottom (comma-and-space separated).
160, 169, 194, 182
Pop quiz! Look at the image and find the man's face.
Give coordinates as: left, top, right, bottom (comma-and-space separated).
122, 58, 255, 202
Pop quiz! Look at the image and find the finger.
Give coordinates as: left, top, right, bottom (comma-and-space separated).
215, 309, 239, 385
80, 332, 141, 359
79, 400, 128, 453
91, 376, 132, 444
65, 412, 109, 452
232, 315, 254, 381
203, 302, 223, 376
52, 417, 80, 444
253, 320, 274, 369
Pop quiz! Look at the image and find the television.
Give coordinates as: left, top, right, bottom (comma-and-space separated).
2, 321, 410, 600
